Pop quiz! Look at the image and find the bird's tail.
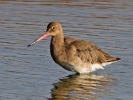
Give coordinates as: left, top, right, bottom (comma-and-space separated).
107, 57, 121, 63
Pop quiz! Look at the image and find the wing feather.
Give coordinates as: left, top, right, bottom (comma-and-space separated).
64, 38, 114, 64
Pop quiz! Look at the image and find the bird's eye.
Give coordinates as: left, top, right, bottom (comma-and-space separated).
52, 27, 55, 30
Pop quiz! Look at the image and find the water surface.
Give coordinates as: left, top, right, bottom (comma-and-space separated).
0, 0, 133, 100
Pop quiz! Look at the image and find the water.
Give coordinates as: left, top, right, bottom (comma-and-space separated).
0, 0, 133, 100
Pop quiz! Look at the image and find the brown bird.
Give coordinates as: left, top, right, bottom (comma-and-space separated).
28, 22, 120, 74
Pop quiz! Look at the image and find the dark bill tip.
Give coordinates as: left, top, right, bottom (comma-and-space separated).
27, 44, 31, 47
27, 41, 36, 47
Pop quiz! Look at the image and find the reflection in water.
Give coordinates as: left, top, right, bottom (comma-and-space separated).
49, 74, 115, 100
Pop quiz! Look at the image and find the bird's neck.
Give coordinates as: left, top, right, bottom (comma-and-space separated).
50, 33, 66, 63
51, 33, 64, 48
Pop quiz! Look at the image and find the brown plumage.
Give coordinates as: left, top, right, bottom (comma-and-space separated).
28, 22, 121, 74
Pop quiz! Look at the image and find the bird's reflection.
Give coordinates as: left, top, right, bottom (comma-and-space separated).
49, 74, 115, 100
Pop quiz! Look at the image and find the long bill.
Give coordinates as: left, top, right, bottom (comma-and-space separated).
27, 32, 50, 47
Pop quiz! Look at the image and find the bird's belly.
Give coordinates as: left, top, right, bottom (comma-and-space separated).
58, 62, 76, 72
58, 61, 104, 74
58, 62, 91, 74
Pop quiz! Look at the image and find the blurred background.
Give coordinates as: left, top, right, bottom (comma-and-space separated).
0, 0, 133, 100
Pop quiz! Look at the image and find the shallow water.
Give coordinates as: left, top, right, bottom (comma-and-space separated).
0, 0, 133, 100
